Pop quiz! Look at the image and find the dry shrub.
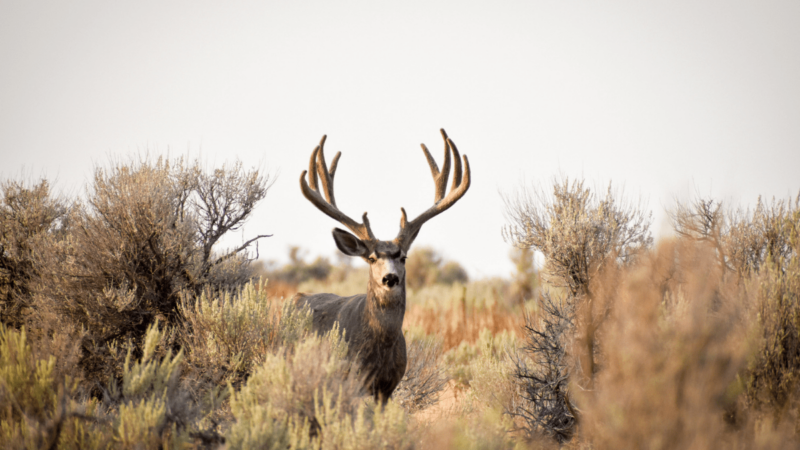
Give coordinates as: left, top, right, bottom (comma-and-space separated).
393, 336, 449, 414
672, 194, 800, 420
576, 240, 748, 449
494, 190, 800, 448
672, 194, 799, 276
27, 156, 270, 391
735, 199, 800, 422
0, 179, 68, 328
725, 196, 798, 276
508, 293, 576, 443
501, 177, 652, 443
746, 256, 800, 418
503, 178, 652, 298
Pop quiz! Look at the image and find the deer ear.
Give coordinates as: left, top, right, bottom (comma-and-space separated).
332, 228, 369, 257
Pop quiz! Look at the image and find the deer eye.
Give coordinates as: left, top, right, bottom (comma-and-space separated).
400, 257, 407, 263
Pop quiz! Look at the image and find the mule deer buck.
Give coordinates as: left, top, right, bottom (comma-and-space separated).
294, 129, 471, 403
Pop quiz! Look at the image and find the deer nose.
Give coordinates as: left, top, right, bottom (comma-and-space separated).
382, 273, 400, 288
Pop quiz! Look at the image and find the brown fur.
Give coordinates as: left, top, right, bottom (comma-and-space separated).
295, 239, 409, 402
296, 290, 407, 402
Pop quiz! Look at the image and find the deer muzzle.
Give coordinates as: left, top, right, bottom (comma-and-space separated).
382, 273, 400, 288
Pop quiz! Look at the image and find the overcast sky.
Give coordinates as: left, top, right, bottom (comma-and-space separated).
2, 1, 799, 278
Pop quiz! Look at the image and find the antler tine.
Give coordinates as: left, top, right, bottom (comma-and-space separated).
300, 136, 375, 241
419, 129, 452, 203
395, 129, 471, 249
307, 139, 322, 192
315, 139, 336, 206
411, 154, 471, 226
438, 129, 451, 202
448, 136, 462, 190
329, 151, 341, 178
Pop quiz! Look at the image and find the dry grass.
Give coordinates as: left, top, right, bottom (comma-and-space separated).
405, 283, 523, 352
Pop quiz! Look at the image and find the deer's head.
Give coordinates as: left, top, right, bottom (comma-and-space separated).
299, 129, 471, 298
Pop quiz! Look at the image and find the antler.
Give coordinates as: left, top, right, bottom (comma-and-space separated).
300, 135, 376, 241
395, 129, 471, 249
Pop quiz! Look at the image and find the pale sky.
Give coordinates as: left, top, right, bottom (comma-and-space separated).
2, 1, 799, 278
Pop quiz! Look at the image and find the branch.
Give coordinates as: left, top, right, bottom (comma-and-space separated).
210, 234, 272, 268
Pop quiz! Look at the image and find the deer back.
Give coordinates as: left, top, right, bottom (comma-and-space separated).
296, 292, 369, 337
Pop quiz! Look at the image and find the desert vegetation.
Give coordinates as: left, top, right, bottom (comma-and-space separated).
1, 155, 799, 449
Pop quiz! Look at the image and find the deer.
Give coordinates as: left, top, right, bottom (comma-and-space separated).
294, 129, 471, 403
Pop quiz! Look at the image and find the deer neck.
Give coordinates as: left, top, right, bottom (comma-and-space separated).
364, 277, 406, 337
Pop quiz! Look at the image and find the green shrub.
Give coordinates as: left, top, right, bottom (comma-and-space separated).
180, 279, 313, 386
0, 324, 72, 448
313, 387, 411, 450
227, 326, 413, 449
0, 320, 208, 449
103, 321, 194, 449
